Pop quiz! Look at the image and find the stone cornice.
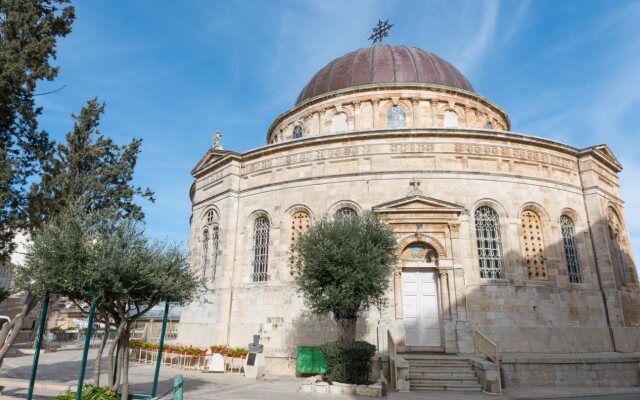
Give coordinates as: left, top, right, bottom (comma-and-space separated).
192, 128, 616, 179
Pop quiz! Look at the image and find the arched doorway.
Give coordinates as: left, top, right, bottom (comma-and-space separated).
400, 242, 442, 349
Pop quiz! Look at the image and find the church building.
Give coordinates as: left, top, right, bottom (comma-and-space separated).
178, 44, 640, 388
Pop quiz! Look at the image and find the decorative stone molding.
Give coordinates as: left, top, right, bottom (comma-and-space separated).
396, 233, 447, 258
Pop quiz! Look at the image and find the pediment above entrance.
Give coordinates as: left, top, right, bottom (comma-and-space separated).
372, 195, 465, 216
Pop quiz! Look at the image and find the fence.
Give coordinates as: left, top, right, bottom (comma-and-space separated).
14, 329, 117, 348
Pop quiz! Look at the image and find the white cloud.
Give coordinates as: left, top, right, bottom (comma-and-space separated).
456, 1, 500, 75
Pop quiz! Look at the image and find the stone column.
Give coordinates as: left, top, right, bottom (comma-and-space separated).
430, 100, 438, 127
439, 270, 452, 320
372, 99, 380, 129
353, 101, 360, 131
411, 98, 419, 128
318, 110, 325, 135
393, 270, 403, 320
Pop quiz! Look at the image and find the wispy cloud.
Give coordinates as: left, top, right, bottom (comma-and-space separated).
456, 1, 500, 75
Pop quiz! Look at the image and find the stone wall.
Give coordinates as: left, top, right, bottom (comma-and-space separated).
502, 353, 640, 387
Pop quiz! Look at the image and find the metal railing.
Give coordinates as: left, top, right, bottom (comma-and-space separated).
387, 330, 397, 392
473, 329, 501, 394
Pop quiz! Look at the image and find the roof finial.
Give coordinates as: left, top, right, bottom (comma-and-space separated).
369, 19, 393, 46
407, 178, 424, 197
213, 130, 223, 150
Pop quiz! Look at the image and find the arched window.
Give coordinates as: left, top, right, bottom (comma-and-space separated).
206, 209, 215, 224
560, 216, 582, 283
331, 113, 348, 133
336, 207, 357, 219
201, 229, 209, 279
293, 125, 303, 139
474, 206, 504, 279
484, 121, 493, 129
210, 224, 220, 281
387, 106, 406, 128
289, 212, 310, 272
443, 110, 459, 128
251, 216, 270, 282
608, 209, 628, 284
521, 210, 547, 280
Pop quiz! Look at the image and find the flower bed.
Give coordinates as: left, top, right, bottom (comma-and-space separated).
128, 341, 208, 370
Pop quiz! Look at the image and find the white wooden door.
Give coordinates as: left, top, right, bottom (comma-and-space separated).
402, 270, 441, 347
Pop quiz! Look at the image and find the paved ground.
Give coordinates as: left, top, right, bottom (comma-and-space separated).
1, 349, 639, 399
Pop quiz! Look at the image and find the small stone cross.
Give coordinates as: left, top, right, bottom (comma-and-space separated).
407, 178, 424, 197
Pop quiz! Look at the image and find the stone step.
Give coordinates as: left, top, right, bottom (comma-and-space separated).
400, 354, 469, 360
411, 384, 482, 392
410, 371, 477, 379
406, 361, 472, 367
410, 377, 480, 385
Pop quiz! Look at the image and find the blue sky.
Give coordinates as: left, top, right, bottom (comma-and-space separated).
36, 1, 640, 269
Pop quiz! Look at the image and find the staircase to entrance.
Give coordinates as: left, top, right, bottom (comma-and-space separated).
401, 354, 483, 391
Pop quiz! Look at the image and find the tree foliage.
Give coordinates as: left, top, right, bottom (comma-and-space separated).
293, 211, 398, 344
0, 0, 75, 263
8, 206, 203, 394
27, 97, 155, 229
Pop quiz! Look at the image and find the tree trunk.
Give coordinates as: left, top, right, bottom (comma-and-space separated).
94, 320, 110, 386
107, 320, 125, 388
335, 317, 357, 345
0, 294, 39, 368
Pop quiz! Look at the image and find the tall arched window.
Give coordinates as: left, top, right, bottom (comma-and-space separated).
251, 216, 270, 282
331, 113, 348, 133
387, 106, 406, 128
474, 206, 504, 279
521, 210, 547, 280
201, 229, 209, 279
210, 225, 220, 280
443, 110, 459, 128
293, 125, 303, 139
336, 207, 357, 219
608, 209, 628, 284
206, 209, 216, 224
560, 216, 582, 283
289, 212, 310, 272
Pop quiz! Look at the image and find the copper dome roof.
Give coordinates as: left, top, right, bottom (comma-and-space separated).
295, 45, 475, 105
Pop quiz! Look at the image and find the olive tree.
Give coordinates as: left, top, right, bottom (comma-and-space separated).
10, 207, 202, 398
293, 211, 398, 345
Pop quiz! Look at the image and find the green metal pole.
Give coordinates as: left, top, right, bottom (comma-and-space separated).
151, 302, 170, 397
27, 292, 49, 400
76, 298, 96, 400
173, 374, 183, 400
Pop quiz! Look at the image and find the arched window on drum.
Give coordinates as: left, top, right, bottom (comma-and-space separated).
387, 106, 406, 128
474, 206, 504, 279
331, 113, 348, 133
443, 110, 459, 128
251, 216, 270, 282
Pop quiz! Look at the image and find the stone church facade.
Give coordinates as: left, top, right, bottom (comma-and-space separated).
178, 45, 640, 386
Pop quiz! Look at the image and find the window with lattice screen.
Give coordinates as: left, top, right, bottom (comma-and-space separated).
474, 206, 504, 279
560, 216, 582, 283
522, 210, 547, 280
289, 212, 310, 273
251, 217, 270, 282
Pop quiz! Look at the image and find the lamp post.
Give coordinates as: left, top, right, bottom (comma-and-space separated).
27, 292, 49, 400
151, 302, 170, 397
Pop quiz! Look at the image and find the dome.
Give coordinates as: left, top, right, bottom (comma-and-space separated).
295, 45, 475, 105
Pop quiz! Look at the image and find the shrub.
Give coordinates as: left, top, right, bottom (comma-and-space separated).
227, 347, 248, 358
210, 345, 230, 355
319, 341, 376, 385
53, 384, 118, 400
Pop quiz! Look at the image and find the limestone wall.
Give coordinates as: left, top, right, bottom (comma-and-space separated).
179, 127, 639, 359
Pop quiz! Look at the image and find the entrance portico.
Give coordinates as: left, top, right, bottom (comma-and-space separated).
372, 193, 467, 354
